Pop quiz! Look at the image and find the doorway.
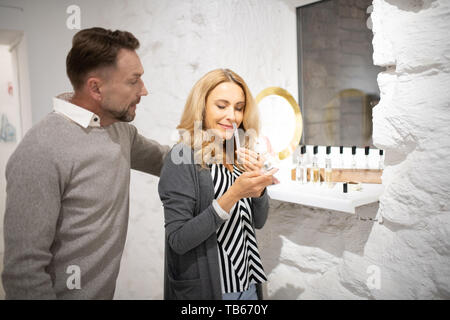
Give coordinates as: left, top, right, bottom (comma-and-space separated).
0, 29, 31, 299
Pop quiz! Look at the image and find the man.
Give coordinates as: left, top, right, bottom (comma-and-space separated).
2, 27, 170, 299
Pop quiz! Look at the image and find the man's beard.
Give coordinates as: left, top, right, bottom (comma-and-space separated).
110, 106, 135, 122
103, 102, 137, 123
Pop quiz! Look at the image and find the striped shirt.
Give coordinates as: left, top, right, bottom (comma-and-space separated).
210, 163, 267, 294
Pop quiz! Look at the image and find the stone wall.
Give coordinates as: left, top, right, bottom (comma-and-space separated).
369, 0, 450, 298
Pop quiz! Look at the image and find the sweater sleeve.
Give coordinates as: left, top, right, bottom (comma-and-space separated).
129, 125, 171, 177
158, 148, 225, 255
2, 143, 62, 299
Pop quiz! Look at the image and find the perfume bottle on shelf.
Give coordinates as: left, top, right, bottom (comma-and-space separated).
291, 144, 300, 180
378, 149, 384, 170
364, 146, 370, 169
296, 145, 307, 184
292, 143, 301, 166
351, 146, 357, 169
339, 145, 345, 168
312, 145, 320, 185
325, 146, 332, 187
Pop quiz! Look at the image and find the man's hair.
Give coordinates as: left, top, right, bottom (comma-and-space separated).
66, 27, 140, 90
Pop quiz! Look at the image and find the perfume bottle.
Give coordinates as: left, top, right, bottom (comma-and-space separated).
255, 138, 275, 173
296, 145, 307, 184
364, 146, 370, 169
339, 146, 345, 168
292, 144, 301, 166
325, 146, 332, 187
351, 146, 357, 169
312, 145, 320, 185
291, 144, 300, 180
378, 149, 384, 170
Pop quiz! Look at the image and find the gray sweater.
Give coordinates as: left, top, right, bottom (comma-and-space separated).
158, 144, 269, 300
2, 112, 169, 299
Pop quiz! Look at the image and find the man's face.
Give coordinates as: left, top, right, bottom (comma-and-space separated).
99, 49, 148, 122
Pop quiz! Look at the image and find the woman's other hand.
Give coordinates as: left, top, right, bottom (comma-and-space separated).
217, 168, 278, 213
236, 148, 265, 172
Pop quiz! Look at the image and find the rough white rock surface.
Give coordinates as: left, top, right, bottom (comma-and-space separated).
369, 0, 450, 298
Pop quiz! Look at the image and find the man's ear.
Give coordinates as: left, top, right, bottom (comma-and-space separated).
86, 77, 103, 102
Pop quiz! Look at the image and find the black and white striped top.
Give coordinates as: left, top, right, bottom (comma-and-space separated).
211, 163, 267, 294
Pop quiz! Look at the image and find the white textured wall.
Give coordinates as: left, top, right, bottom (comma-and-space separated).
369, 0, 450, 298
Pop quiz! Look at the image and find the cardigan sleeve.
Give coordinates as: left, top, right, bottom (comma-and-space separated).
158, 147, 225, 255
251, 188, 269, 229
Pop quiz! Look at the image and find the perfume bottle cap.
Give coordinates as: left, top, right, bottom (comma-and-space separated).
340, 146, 344, 154
301, 145, 306, 154
313, 145, 318, 154
352, 146, 356, 155
379, 149, 384, 155
365, 146, 370, 155
326, 146, 331, 155
343, 182, 348, 193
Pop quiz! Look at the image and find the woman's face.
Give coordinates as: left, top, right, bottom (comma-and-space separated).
204, 81, 245, 141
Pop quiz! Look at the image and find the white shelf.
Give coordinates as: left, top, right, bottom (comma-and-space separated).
266, 180, 384, 214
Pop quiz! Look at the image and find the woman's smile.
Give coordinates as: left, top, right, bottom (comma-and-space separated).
218, 123, 234, 130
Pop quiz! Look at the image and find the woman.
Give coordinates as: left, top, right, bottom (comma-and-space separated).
158, 68, 277, 300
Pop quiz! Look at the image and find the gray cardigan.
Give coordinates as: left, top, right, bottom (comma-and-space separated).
158, 144, 269, 300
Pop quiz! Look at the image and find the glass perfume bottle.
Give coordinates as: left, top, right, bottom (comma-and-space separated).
351, 146, 357, 169
312, 145, 320, 185
378, 149, 384, 170
291, 144, 300, 180
325, 146, 332, 187
364, 146, 370, 169
296, 145, 307, 184
255, 137, 275, 173
339, 145, 345, 168
292, 144, 300, 166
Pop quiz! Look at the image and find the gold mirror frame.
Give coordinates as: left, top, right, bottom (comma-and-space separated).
255, 87, 303, 160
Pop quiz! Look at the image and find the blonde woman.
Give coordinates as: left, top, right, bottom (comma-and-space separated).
158, 69, 277, 300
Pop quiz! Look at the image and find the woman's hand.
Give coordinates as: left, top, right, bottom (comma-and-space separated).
217, 168, 278, 213
233, 169, 277, 198
236, 147, 279, 184
236, 148, 265, 172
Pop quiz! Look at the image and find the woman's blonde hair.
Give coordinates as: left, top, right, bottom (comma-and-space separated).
177, 68, 260, 167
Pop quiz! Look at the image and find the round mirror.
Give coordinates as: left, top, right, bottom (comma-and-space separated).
255, 87, 303, 160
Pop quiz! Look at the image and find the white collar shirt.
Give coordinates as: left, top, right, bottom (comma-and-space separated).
53, 92, 101, 128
